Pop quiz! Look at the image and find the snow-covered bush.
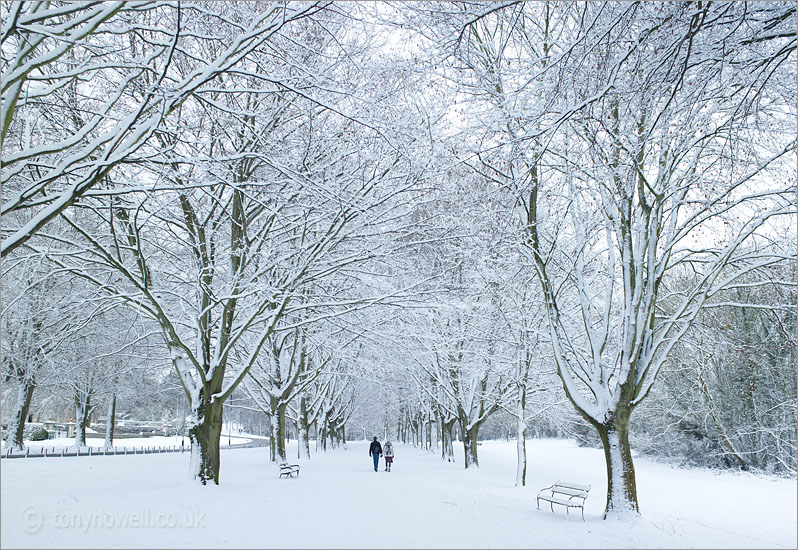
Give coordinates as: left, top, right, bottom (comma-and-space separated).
23, 423, 48, 441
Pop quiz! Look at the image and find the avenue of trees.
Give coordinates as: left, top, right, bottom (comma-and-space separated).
2, 1, 795, 518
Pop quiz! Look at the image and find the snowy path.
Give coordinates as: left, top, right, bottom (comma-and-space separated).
1, 439, 795, 549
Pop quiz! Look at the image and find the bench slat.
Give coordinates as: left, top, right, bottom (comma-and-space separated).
548, 486, 587, 497
538, 495, 585, 507
554, 480, 591, 492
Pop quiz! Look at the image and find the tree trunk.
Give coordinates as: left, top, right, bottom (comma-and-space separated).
267, 394, 281, 463
596, 412, 639, 518
188, 393, 224, 485
296, 418, 302, 460
462, 425, 480, 468
516, 385, 527, 487
104, 392, 116, 449
319, 417, 328, 452
74, 394, 91, 448
298, 398, 311, 459
332, 423, 342, 449
5, 375, 35, 451
440, 419, 448, 460
336, 425, 346, 448
441, 418, 455, 462
296, 397, 310, 460
276, 403, 287, 462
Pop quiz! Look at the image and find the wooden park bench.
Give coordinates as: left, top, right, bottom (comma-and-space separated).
279, 462, 300, 478
536, 480, 591, 520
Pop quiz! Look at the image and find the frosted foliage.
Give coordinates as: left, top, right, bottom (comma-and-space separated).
0, 0, 793, 521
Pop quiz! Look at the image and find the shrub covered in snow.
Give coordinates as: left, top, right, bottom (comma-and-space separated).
23, 423, 48, 441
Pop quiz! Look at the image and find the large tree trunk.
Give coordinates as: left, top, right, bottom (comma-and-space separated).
516, 385, 527, 487
5, 375, 35, 452
104, 392, 116, 449
462, 424, 480, 468
188, 392, 224, 485
595, 411, 639, 518
74, 394, 91, 448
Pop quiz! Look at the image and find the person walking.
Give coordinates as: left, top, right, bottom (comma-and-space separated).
368, 436, 382, 472
383, 440, 394, 471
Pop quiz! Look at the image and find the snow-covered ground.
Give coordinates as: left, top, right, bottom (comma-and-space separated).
1, 439, 795, 549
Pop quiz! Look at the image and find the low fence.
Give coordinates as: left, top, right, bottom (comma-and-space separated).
2, 438, 268, 459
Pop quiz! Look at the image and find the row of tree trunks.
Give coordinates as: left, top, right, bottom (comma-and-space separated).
5, 375, 127, 453
397, 408, 435, 448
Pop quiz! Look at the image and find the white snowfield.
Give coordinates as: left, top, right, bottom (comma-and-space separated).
1, 439, 795, 549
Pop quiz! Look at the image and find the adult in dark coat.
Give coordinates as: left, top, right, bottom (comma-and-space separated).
368, 436, 382, 471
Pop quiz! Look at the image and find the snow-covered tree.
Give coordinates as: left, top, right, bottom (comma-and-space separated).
422, 1, 795, 516
634, 255, 797, 475
1, 254, 117, 449
525, 4, 793, 518
241, 323, 342, 463
45, 305, 157, 448
1, 1, 326, 256
21, 6, 423, 483
1, 267, 61, 450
